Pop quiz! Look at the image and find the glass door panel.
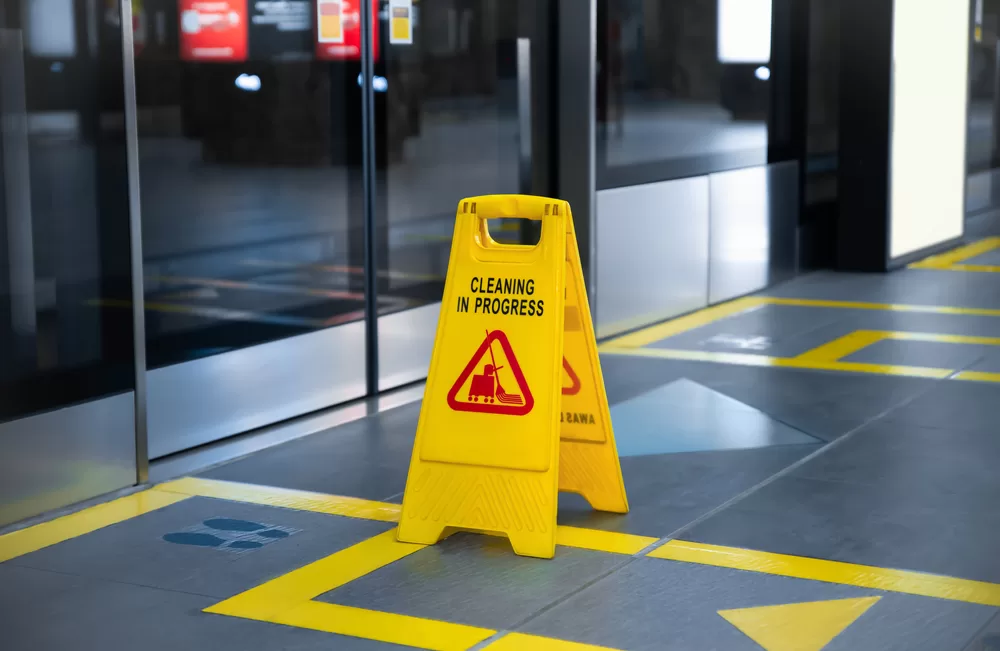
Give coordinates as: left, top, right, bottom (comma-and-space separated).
374, 0, 552, 390
0, 0, 137, 525
132, 0, 370, 457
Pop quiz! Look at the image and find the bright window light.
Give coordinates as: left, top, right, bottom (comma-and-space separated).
356, 73, 389, 92
717, 0, 772, 64
235, 73, 261, 92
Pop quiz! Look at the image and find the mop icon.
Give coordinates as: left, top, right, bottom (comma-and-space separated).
466, 329, 524, 405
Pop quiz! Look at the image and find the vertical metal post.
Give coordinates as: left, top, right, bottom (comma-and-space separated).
360, 0, 380, 395
558, 0, 597, 308
0, 29, 38, 356
120, 0, 149, 483
516, 38, 533, 194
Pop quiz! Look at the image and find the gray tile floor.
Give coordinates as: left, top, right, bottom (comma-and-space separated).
6, 231, 1000, 649
0, 563, 409, 651
7, 497, 394, 599
520, 558, 997, 651
322, 533, 627, 630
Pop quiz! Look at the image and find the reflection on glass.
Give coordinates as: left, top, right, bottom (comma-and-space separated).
0, 0, 135, 422
133, 0, 370, 369
968, 0, 1000, 174
375, 0, 542, 388
378, 0, 526, 294
597, 0, 772, 184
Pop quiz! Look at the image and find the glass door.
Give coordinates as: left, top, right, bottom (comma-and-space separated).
126, 0, 552, 458
0, 0, 137, 525
373, 0, 553, 390
133, 0, 371, 457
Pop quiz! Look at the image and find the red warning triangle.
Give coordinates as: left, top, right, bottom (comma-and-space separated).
447, 330, 534, 416
562, 357, 581, 395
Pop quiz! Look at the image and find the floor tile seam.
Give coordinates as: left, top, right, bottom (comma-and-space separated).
0, 558, 226, 601
783, 470, 1000, 502
381, 491, 404, 503
944, 349, 994, 379
667, 377, 834, 441
494, 554, 639, 640
961, 610, 1000, 651
792, 458, 1000, 495
467, 630, 511, 650
671, 474, 1000, 524
635, 375, 945, 556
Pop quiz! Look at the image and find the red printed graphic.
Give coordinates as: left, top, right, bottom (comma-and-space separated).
562, 358, 581, 396
447, 330, 534, 416
179, 0, 249, 62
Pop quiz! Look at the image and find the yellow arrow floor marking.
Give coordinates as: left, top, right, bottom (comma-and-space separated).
718, 596, 881, 650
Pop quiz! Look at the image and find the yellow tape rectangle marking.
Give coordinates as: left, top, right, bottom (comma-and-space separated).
206, 528, 497, 651
599, 297, 767, 349
163, 476, 658, 556
600, 295, 1000, 384
157, 476, 402, 523
954, 370, 1000, 383
909, 236, 1000, 270
650, 540, 1000, 607
881, 331, 1000, 346
205, 524, 623, 651
793, 330, 889, 363
280, 601, 494, 651
600, 296, 1000, 354
764, 297, 1000, 317
0, 489, 188, 563
172, 477, 1000, 610
949, 263, 1000, 272
154, 473, 1000, 651
600, 346, 956, 380
556, 524, 657, 555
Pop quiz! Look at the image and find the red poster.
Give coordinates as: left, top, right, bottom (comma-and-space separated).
179, 0, 249, 62
315, 0, 378, 62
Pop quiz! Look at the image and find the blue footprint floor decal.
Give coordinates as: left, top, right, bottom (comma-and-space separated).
163, 518, 298, 554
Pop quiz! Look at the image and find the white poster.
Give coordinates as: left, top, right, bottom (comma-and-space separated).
389, 0, 412, 45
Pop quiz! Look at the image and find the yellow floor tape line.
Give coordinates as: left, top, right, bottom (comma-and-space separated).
651, 540, 1000, 607
0, 489, 187, 563
160, 476, 657, 556
909, 236, 1000, 271
164, 477, 1000, 607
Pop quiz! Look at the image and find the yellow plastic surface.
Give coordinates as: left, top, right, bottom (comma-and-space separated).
399, 195, 567, 559
557, 216, 628, 513
398, 195, 628, 559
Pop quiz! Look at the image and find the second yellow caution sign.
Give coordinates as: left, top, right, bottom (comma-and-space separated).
397, 195, 627, 559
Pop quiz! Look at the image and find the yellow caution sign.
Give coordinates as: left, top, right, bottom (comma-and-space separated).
397, 195, 627, 559
559, 214, 629, 514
